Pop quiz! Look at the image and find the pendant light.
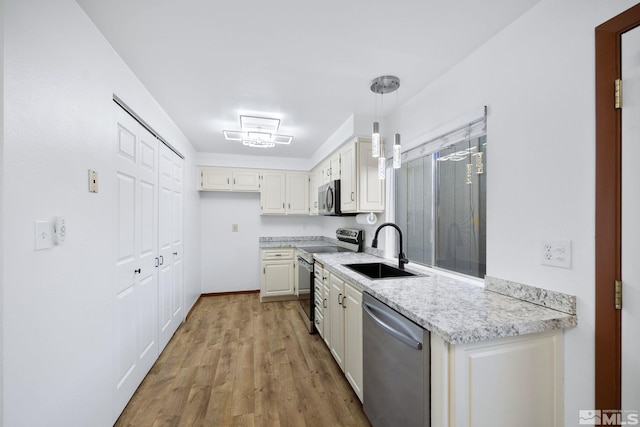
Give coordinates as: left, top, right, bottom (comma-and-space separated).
372, 122, 380, 158
370, 76, 401, 178
378, 156, 386, 180
393, 133, 401, 169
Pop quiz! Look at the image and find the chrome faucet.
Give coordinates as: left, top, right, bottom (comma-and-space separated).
371, 222, 409, 270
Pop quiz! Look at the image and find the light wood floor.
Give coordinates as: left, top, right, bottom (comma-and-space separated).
115, 292, 371, 427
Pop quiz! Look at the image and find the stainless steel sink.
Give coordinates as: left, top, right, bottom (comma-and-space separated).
343, 262, 419, 279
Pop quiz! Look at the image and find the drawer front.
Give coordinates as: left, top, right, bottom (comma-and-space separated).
262, 248, 294, 260
314, 279, 323, 309
315, 308, 324, 338
314, 262, 324, 279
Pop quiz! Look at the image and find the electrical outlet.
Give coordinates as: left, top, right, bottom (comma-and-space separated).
232, 224, 238, 232
541, 240, 571, 268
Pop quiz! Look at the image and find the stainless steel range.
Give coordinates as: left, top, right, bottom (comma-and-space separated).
296, 228, 363, 333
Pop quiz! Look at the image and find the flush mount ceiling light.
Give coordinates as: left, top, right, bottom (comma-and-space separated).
222, 115, 293, 148
370, 75, 402, 178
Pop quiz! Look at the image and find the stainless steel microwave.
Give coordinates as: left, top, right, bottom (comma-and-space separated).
318, 180, 341, 215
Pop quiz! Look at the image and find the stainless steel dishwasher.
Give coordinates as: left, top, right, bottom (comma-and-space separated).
362, 292, 430, 427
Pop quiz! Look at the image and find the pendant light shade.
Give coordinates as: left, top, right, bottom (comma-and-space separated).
378, 156, 386, 180
393, 133, 402, 169
370, 75, 400, 160
372, 122, 380, 158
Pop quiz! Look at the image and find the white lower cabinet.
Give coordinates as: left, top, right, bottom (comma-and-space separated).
260, 248, 295, 301
343, 282, 363, 401
313, 265, 324, 338
327, 273, 363, 402
431, 329, 563, 427
329, 274, 346, 369
322, 271, 331, 348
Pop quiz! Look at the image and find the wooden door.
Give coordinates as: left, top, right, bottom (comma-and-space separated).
158, 143, 184, 351
113, 107, 159, 418
595, 3, 640, 412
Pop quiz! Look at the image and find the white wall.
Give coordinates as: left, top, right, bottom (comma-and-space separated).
200, 191, 378, 293
3, 1, 200, 426
0, 0, 5, 423
385, 0, 637, 424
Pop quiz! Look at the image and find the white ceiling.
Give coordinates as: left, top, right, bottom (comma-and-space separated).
76, 0, 539, 158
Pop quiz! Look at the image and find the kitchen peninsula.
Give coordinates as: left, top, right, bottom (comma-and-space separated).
260, 236, 577, 427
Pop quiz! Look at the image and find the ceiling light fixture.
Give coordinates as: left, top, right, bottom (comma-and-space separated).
222, 115, 293, 148
370, 75, 401, 178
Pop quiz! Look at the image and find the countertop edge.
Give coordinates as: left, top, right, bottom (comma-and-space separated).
313, 252, 578, 345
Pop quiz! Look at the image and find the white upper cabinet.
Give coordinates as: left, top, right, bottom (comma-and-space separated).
260, 171, 286, 214
198, 137, 384, 215
329, 152, 341, 181
309, 165, 320, 215
286, 172, 310, 215
356, 138, 385, 212
260, 171, 310, 215
339, 141, 357, 212
198, 166, 260, 192
232, 170, 261, 191
339, 138, 385, 213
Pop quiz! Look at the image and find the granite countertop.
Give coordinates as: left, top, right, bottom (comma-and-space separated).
260, 236, 337, 249
258, 237, 578, 345
313, 252, 577, 345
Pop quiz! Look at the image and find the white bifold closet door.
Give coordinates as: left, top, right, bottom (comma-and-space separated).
113, 104, 185, 421
158, 142, 184, 352
114, 106, 160, 418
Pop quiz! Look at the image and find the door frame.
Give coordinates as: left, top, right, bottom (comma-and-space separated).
595, 2, 640, 412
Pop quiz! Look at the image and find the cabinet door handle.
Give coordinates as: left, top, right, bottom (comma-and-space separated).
323, 298, 327, 308
342, 296, 347, 308
159, 255, 164, 265
227, 178, 230, 184
233, 178, 236, 185
134, 268, 141, 274
155, 257, 159, 267
351, 192, 355, 201
173, 252, 178, 256
337, 293, 343, 305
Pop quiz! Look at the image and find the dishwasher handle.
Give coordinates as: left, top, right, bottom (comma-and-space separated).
363, 302, 423, 350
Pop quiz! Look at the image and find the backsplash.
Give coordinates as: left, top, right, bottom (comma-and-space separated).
485, 276, 577, 315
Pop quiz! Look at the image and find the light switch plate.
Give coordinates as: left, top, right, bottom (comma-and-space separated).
35, 220, 51, 250
88, 169, 98, 193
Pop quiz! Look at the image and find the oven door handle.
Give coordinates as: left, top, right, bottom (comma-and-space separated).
363, 302, 422, 350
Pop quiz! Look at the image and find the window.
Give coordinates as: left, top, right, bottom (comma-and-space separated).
396, 118, 486, 278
